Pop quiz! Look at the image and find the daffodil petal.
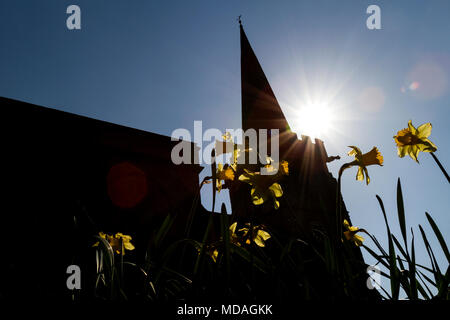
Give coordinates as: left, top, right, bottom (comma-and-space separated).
343, 220, 350, 229
354, 234, 364, 246
238, 227, 249, 236
348, 146, 362, 157
269, 183, 283, 198
252, 195, 265, 205
409, 145, 419, 162
258, 230, 271, 241
407, 120, 418, 135
417, 123, 432, 139
363, 166, 370, 185
397, 146, 407, 158
238, 173, 251, 183
254, 235, 266, 247
273, 199, 280, 210
420, 139, 437, 152
356, 166, 364, 181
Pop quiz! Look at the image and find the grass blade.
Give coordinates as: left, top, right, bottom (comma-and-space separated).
418, 224, 442, 287
392, 235, 409, 262
396, 178, 408, 253
409, 228, 417, 299
376, 194, 400, 299
220, 203, 231, 286
437, 265, 450, 299
425, 212, 450, 264
211, 149, 216, 213
154, 214, 175, 249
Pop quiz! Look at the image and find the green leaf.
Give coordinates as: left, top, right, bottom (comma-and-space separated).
437, 265, 450, 299
419, 225, 440, 273
155, 239, 200, 266
416, 271, 433, 299
396, 178, 408, 253
154, 214, 175, 249
366, 233, 388, 257
396, 256, 412, 298
392, 235, 409, 263
418, 270, 437, 288
230, 244, 269, 274
376, 194, 400, 299
409, 228, 417, 299
418, 224, 443, 290
211, 149, 216, 213
362, 244, 390, 270
220, 203, 231, 285
425, 212, 450, 264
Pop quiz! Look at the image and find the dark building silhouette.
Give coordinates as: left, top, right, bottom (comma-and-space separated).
1, 23, 375, 301
1, 96, 208, 299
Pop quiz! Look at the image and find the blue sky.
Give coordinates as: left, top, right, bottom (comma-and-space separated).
1, 0, 449, 296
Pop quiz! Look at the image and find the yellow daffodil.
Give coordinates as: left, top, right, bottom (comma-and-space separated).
216, 163, 235, 192
206, 222, 242, 263
280, 160, 289, 176
394, 120, 437, 163
238, 223, 271, 247
208, 247, 219, 263
238, 160, 289, 209
342, 220, 364, 246
229, 222, 242, 246
115, 233, 135, 252
93, 232, 135, 255
345, 146, 383, 185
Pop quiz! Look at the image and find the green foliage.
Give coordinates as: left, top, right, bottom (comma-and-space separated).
363, 178, 449, 300
88, 171, 447, 302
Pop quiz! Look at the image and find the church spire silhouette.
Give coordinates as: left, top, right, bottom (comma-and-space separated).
240, 23, 290, 134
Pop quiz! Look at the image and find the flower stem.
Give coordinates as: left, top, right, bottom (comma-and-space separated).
336, 173, 342, 239
430, 152, 450, 184
336, 163, 351, 240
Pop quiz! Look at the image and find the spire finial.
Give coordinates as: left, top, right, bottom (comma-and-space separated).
237, 15, 242, 25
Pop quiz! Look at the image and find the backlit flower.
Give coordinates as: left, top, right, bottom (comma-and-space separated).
93, 232, 135, 255
229, 222, 242, 246
345, 146, 383, 185
216, 163, 235, 192
208, 247, 219, 263
343, 220, 364, 246
207, 222, 242, 263
238, 223, 271, 247
238, 160, 289, 209
394, 120, 437, 162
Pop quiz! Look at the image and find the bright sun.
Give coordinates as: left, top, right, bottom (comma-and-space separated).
292, 103, 334, 140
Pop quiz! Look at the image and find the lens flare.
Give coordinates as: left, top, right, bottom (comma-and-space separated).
291, 103, 334, 140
